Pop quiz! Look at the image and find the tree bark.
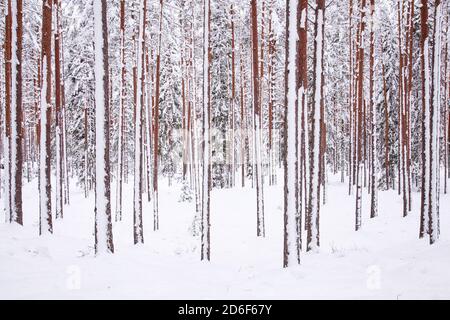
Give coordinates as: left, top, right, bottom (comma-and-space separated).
93, 0, 114, 254
39, 0, 53, 235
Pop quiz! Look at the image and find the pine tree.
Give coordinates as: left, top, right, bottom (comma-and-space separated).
428, 0, 443, 244
201, 0, 211, 261
419, 0, 430, 239
251, 0, 265, 238
369, 0, 378, 219
39, 0, 53, 235
133, 0, 147, 245
5, 0, 24, 226
308, 0, 325, 250
93, 0, 114, 254
115, 0, 126, 222
354, 0, 365, 232
54, 0, 64, 220
283, 0, 302, 267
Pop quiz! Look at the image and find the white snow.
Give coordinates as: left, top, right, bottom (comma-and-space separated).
1, 174, 450, 299
300, 8, 307, 30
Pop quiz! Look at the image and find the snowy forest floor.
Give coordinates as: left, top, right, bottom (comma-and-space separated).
1, 173, 450, 299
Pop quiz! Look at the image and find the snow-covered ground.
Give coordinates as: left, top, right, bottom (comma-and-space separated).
1, 174, 449, 299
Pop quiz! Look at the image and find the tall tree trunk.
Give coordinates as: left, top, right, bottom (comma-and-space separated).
4, 0, 13, 223
240, 46, 246, 188
283, 0, 302, 268
298, 0, 308, 236
201, 0, 211, 261
419, 0, 430, 239
93, 0, 114, 254
355, 0, 365, 232
382, 62, 390, 190
7, 0, 24, 225
348, 0, 354, 196
308, 0, 325, 250
54, 0, 64, 220
39, 0, 53, 235
133, 0, 147, 245
369, 0, 378, 218
230, 4, 236, 188
115, 0, 126, 222
428, 0, 443, 245
251, 0, 265, 237
153, 0, 163, 231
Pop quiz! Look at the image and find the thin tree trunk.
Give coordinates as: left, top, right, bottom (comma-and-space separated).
93, 0, 114, 254
283, 0, 302, 268
201, 0, 211, 261
369, 0, 378, 218
115, 0, 126, 222
428, 0, 442, 245
6, 0, 24, 225
382, 62, 390, 190
11, 0, 24, 225
54, 0, 64, 220
251, 0, 265, 237
133, 0, 147, 245
419, 0, 430, 239
299, 0, 308, 236
355, 0, 366, 232
308, 0, 325, 250
4, 0, 13, 223
153, 0, 164, 231
39, 0, 53, 235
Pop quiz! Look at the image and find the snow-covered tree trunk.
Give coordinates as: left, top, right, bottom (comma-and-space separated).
354, 0, 365, 232
93, 0, 114, 254
381, 62, 390, 190
133, 0, 147, 245
348, 0, 354, 196
153, 0, 163, 232
5, 0, 23, 225
419, 0, 431, 239
240, 46, 246, 188
268, 5, 276, 186
54, 0, 64, 220
428, 0, 443, 245
307, 0, 325, 250
369, 0, 378, 219
298, 0, 308, 229
115, 0, 126, 222
84, 104, 89, 198
444, 10, 450, 194
442, 14, 450, 194
406, 0, 414, 213
230, 4, 236, 189
145, 48, 152, 203
39, 0, 53, 235
4, 0, 12, 222
283, 0, 301, 267
201, 0, 211, 261
61, 50, 69, 206
251, 0, 265, 238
